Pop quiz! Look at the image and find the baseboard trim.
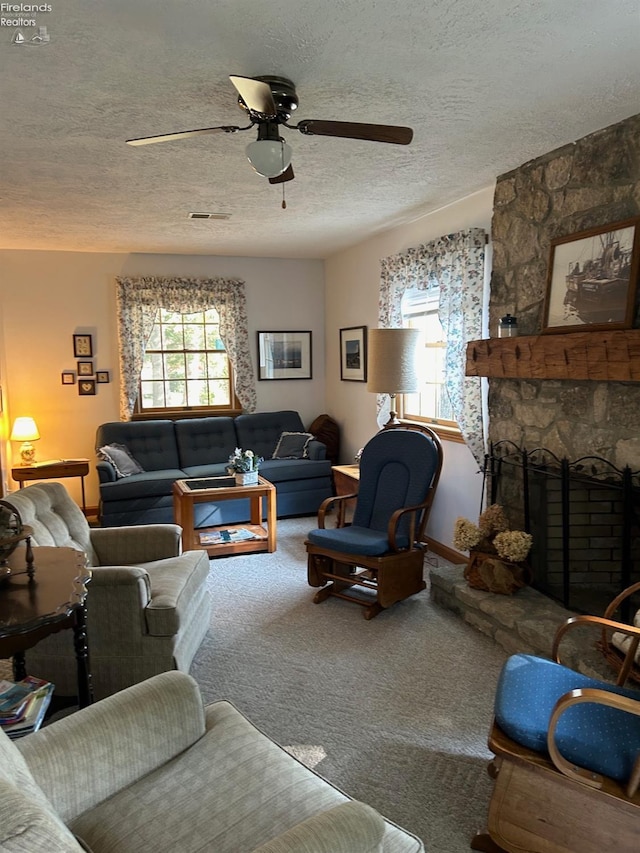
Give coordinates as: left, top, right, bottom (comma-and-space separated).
425, 537, 466, 565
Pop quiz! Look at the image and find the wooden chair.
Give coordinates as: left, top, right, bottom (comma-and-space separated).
598, 580, 640, 685
305, 424, 442, 620
472, 613, 640, 853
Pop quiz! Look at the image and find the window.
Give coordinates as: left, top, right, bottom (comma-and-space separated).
401, 291, 458, 430
136, 308, 239, 415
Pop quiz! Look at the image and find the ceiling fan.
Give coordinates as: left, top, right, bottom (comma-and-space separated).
126, 75, 413, 186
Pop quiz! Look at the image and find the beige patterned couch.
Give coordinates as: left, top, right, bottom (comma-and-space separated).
0, 671, 424, 852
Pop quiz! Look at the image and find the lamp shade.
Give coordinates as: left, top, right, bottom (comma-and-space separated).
10, 416, 40, 442
367, 328, 421, 394
245, 138, 293, 178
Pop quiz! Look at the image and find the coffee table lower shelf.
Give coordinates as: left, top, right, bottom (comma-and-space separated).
192, 524, 271, 557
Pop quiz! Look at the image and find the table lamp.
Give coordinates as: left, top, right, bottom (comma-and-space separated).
10, 416, 40, 465
367, 328, 420, 427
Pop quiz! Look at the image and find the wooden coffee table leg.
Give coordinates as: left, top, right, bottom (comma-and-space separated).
267, 486, 277, 552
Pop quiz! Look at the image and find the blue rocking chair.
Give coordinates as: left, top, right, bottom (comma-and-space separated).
305, 425, 443, 619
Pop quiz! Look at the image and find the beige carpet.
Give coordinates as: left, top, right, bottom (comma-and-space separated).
2, 518, 508, 851
190, 516, 508, 851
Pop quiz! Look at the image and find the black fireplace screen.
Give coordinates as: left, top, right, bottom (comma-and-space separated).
485, 441, 640, 616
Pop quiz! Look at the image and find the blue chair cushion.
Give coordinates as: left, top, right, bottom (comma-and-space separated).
307, 525, 409, 556
495, 653, 640, 783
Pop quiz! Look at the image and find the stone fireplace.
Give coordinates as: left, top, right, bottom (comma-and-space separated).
466, 112, 640, 612
486, 113, 640, 465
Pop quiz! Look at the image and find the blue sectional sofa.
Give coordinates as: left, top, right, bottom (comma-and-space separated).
96, 410, 333, 527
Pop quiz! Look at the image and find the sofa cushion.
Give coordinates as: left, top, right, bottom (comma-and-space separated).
260, 458, 332, 483
96, 421, 180, 472
98, 443, 145, 478
234, 411, 307, 459
175, 417, 237, 468
494, 653, 640, 783
99, 470, 188, 502
272, 432, 314, 459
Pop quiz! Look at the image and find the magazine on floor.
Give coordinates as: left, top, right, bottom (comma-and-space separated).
0, 676, 54, 738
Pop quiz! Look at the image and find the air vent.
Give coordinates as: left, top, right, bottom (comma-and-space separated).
188, 212, 232, 220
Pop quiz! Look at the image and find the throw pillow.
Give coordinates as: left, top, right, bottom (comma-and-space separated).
272, 432, 314, 460
98, 443, 144, 479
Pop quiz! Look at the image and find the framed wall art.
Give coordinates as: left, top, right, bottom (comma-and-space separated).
73, 334, 93, 358
96, 370, 110, 383
77, 361, 94, 376
542, 217, 640, 333
257, 331, 312, 380
61, 371, 76, 385
78, 379, 96, 396
339, 326, 367, 382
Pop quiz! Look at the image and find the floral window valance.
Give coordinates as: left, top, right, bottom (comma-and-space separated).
379, 228, 487, 468
115, 275, 257, 420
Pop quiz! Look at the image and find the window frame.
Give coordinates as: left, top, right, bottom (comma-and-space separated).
401, 291, 463, 442
132, 307, 241, 420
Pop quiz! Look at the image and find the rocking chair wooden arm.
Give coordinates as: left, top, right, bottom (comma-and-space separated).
316, 493, 358, 529
385, 501, 428, 552
547, 686, 640, 797
552, 614, 640, 687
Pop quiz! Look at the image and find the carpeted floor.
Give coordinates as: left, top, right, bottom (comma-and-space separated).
190, 516, 509, 852
1, 518, 508, 851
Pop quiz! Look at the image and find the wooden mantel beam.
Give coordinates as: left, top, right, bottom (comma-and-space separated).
465, 330, 640, 382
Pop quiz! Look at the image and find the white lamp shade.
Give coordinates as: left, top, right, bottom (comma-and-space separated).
245, 139, 293, 178
10, 416, 40, 442
367, 328, 421, 394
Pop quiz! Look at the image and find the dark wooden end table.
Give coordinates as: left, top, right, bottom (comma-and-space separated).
11, 459, 90, 514
0, 546, 93, 707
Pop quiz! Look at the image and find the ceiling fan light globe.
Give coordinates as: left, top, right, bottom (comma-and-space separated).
245, 139, 293, 178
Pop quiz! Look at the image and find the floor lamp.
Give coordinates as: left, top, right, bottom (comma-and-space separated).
367, 328, 420, 428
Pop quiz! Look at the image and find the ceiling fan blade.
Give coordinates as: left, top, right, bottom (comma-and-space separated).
296, 120, 413, 145
230, 75, 277, 117
269, 164, 295, 185
126, 126, 240, 146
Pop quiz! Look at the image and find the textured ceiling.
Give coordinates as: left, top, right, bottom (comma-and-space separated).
0, 0, 639, 258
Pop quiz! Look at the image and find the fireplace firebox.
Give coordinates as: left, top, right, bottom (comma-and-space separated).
485, 441, 640, 616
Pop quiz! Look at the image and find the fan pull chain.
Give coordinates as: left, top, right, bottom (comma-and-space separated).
282, 183, 287, 210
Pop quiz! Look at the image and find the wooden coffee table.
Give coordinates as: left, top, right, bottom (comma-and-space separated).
173, 475, 277, 557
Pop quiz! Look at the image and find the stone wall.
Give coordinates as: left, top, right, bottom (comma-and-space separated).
488, 113, 640, 469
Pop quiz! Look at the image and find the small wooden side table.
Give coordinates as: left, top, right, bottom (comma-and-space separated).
332, 464, 360, 526
12, 459, 90, 513
0, 546, 93, 708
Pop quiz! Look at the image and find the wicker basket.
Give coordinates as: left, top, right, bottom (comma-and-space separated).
464, 550, 531, 596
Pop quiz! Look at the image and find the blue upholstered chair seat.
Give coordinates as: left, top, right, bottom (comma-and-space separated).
495, 653, 640, 783
307, 525, 410, 556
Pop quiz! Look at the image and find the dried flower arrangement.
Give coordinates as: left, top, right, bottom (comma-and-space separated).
453, 504, 533, 595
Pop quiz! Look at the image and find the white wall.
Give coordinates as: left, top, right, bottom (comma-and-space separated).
0, 251, 325, 504
323, 185, 495, 551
